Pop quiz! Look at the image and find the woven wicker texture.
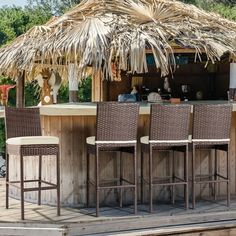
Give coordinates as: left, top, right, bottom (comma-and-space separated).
96, 102, 139, 142
149, 104, 191, 142
5, 107, 42, 139
193, 104, 232, 141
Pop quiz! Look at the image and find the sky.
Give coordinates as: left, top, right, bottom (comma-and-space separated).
0, 0, 27, 7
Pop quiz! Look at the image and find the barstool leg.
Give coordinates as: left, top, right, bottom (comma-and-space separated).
140, 150, 144, 204
20, 154, 24, 220
134, 145, 137, 214
171, 150, 175, 205
192, 145, 196, 209
185, 145, 189, 210
56, 152, 60, 216
227, 145, 230, 207
120, 151, 123, 208
149, 146, 153, 213
6, 153, 9, 209
95, 147, 100, 217
214, 149, 218, 201
86, 151, 90, 208
38, 155, 42, 205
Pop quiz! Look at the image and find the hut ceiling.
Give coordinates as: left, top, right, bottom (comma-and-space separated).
0, 0, 236, 81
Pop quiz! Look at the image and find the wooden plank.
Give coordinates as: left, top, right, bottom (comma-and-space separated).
230, 113, 236, 195
200, 150, 210, 198
195, 147, 201, 201
0, 225, 66, 236
42, 115, 54, 204
72, 116, 86, 205
92, 70, 105, 102
219, 148, 227, 197
48, 116, 61, 205
67, 212, 236, 236
60, 116, 74, 206
92, 70, 101, 102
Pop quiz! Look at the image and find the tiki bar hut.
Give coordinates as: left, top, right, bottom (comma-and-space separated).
1, 0, 236, 232
0, 0, 236, 103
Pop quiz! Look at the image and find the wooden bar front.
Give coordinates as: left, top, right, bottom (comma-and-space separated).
8, 103, 236, 207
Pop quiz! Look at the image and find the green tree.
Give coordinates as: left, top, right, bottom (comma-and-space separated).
0, 7, 29, 45
0, 6, 51, 46
26, 0, 81, 16
0, 0, 81, 46
180, 0, 236, 20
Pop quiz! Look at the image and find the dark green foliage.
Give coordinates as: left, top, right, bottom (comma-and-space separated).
180, 0, 236, 20
25, 80, 40, 106
78, 76, 92, 102
57, 76, 92, 103
0, 119, 5, 154
0, 0, 81, 47
0, 6, 50, 46
57, 83, 69, 103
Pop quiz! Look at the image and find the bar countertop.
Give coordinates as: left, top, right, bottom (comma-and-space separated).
0, 101, 235, 117
39, 101, 236, 116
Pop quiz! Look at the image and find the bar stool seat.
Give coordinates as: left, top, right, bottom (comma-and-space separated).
6, 136, 59, 145
140, 104, 191, 212
5, 107, 60, 220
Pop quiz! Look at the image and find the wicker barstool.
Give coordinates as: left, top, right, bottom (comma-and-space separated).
5, 107, 60, 220
86, 102, 139, 217
140, 104, 191, 212
192, 104, 232, 208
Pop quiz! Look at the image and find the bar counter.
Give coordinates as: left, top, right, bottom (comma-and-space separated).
8, 101, 236, 207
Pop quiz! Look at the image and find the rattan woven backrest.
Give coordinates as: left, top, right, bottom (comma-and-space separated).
96, 102, 139, 141
149, 104, 191, 141
193, 104, 232, 140
5, 107, 42, 139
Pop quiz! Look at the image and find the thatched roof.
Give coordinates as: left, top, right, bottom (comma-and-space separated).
0, 0, 236, 81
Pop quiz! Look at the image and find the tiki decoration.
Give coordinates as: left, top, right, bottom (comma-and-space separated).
36, 69, 62, 105
0, 84, 16, 106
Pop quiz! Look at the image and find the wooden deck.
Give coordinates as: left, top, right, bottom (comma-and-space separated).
2, 179, 236, 235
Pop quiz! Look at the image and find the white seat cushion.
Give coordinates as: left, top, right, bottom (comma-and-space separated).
86, 136, 137, 145
140, 135, 192, 144
86, 136, 95, 145
6, 136, 59, 145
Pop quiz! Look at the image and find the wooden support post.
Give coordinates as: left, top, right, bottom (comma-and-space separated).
16, 71, 25, 108
68, 64, 78, 103
92, 70, 104, 102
